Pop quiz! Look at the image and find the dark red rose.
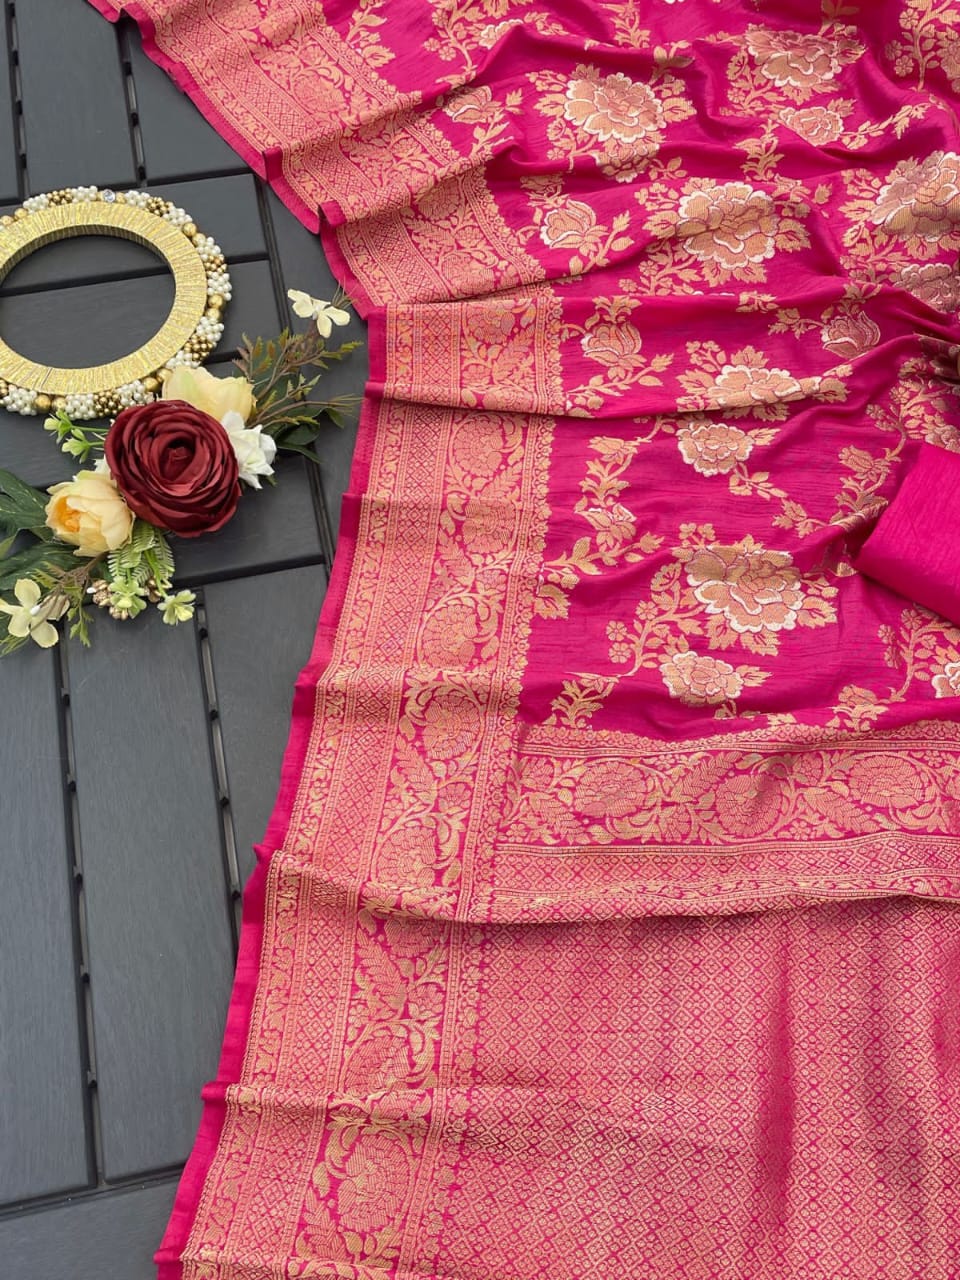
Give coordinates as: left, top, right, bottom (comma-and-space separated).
105, 400, 241, 537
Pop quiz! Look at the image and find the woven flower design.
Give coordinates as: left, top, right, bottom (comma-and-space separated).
677, 422, 754, 476
744, 25, 863, 94
563, 69, 664, 148
684, 537, 805, 635
872, 152, 960, 241
659, 650, 745, 705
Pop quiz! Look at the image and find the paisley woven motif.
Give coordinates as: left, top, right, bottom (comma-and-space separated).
87, 0, 960, 1276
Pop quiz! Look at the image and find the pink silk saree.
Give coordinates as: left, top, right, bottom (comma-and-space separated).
89, 0, 960, 1275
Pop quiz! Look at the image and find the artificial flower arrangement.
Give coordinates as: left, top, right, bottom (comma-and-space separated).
0, 290, 357, 653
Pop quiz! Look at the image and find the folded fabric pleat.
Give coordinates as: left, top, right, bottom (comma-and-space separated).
855, 442, 960, 626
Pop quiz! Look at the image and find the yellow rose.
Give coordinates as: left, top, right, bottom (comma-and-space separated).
162, 366, 255, 422
46, 470, 134, 556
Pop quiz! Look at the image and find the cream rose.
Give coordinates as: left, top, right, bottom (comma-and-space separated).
46, 470, 134, 556
162, 365, 255, 423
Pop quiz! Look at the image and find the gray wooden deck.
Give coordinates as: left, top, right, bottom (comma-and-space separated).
0, 5, 364, 1275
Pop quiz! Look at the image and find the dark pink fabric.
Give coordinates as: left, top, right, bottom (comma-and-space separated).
856, 443, 960, 626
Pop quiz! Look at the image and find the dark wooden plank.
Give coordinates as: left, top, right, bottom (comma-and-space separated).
172, 453, 324, 585
126, 25, 240, 181
17, 1, 136, 192
0, 272, 175, 370
0, 233, 164, 297
0, 176, 268, 293
0, 1179, 178, 1280
151, 174, 269, 259
204, 564, 328, 882
0, 413, 75, 490
67, 612, 235, 1179
0, 13, 21, 204
265, 191, 366, 539
219, 258, 281, 354
0, 646, 88, 1204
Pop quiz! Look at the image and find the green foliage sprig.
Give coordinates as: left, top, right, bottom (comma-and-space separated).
236, 289, 361, 463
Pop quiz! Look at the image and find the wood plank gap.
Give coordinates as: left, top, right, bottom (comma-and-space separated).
6, 3, 24, 199
54, 639, 106, 1190
182, 549, 327, 589
255, 177, 338, 566
108, 14, 141, 189
193, 593, 242, 954
117, 23, 146, 184
0, 1165, 183, 1220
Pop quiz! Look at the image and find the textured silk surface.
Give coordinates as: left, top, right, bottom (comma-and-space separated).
87, 0, 960, 1276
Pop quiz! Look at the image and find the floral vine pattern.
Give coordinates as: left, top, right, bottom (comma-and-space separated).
519, 176, 635, 278
884, 0, 960, 95
676, 340, 845, 420
499, 724, 960, 848
560, 296, 674, 415
839, 151, 960, 291
535, 433, 662, 622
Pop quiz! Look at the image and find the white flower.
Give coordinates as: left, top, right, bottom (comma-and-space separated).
220, 411, 277, 489
287, 288, 351, 338
0, 578, 67, 648
160, 590, 196, 626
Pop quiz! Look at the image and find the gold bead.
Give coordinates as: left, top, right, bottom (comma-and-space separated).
13, 208, 27, 220
182, 221, 197, 239
143, 375, 160, 394
52, 396, 66, 411
34, 393, 51, 412
1, 215, 13, 226
157, 368, 171, 383
204, 307, 222, 323
207, 293, 224, 310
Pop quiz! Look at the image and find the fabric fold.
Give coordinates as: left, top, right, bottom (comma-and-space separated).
855, 441, 960, 627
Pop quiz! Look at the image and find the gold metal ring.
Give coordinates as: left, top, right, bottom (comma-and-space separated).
0, 189, 229, 418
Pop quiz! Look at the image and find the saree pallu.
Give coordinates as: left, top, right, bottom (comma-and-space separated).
88, 0, 960, 1275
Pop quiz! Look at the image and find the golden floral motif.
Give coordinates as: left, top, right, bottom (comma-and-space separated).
561, 296, 673, 414
636, 179, 810, 289
778, 102, 848, 144
933, 662, 960, 698
872, 152, 960, 241
659, 649, 748, 706
563, 69, 663, 147
540, 200, 600, 249
545, 673, 619, 728
672, 415, 785, 502
535, 433, 661, 621
682, 536, 809, 636
677, 341, 843, 421
896, 261, 960, 313
743, 25, 864, 96
676, 421, 753, 475
531, 60, 694, 183
885, 0, 960, 97
678, 181, 807, 281
820, 309, 881, 359
519, 176, 634, 277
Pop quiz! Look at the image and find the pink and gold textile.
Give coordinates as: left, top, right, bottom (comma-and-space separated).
88, 0, 960, 1275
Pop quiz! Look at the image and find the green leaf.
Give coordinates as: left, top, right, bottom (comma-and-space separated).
0, 468, 48, 512
276, 440, 322, 464
0, 543, 78, 592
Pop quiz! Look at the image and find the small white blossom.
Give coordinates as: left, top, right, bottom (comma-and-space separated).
220, 410, 277, 489
287, 289, 351, 339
